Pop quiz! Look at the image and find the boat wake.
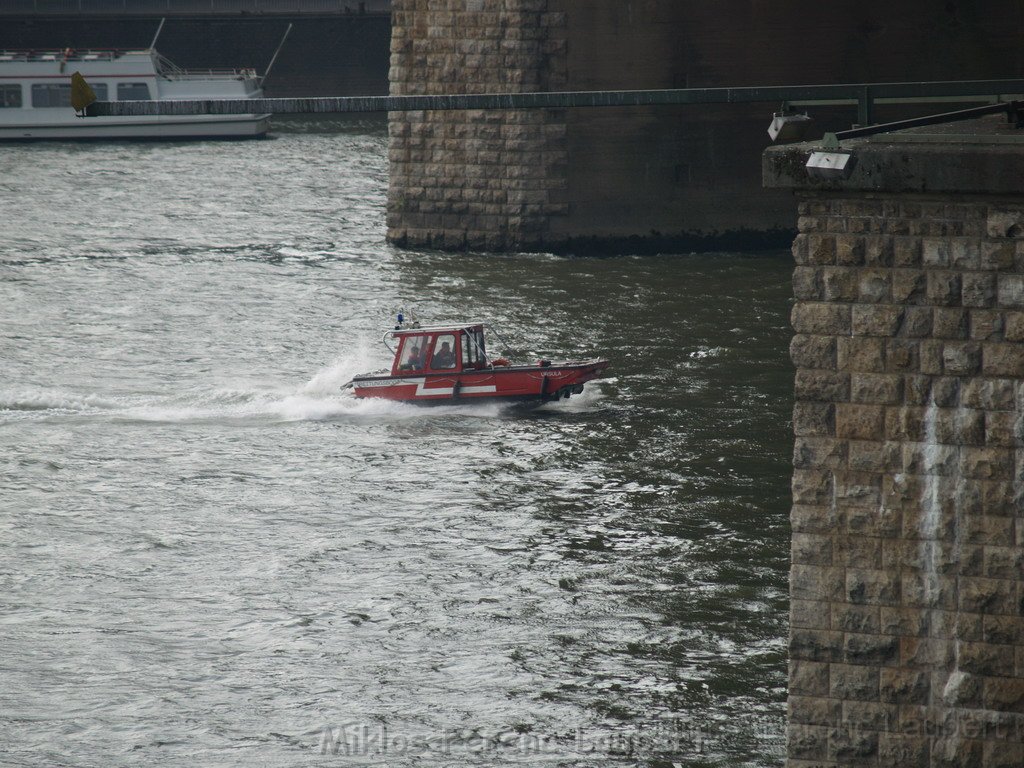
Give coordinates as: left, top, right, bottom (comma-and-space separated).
0, 356, 523, 427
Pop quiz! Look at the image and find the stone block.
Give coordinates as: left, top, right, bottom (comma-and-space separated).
932, 307, 969, 339
852, 304, 903, 336
791, 659, 831, 697
791, 502, 840, 534
793, 303, 852, 335
892, 270, 928, 304
864, 235, 894, 266
893, 237, 922, 266
922, 238, 951, 267
793, 469, 834, 506
962, 272, 997, 307
792, 598, 833, 629
845, 502, 901, 538
787, 724, 830, 761
838, 337, 885, 372
931, 738, 983, 768
795, 371, 851, 403
970, 309, 1004, 341
983, 615, 1024, 645
827, 724, 878, 762
961, 377, 1017, 410
897, 306, 933, 337
847, 440, 901, 472
983, 741, 1024, 768
1004, 311, 1024, 341
984, 677, 1024, 713
833, 535, 883, 568
792, 564, 845, 601
878, 733, 927, 767
846, 569, 901, 606
880, 606, 928, 637
794, 266, 823, 300
836, 404, 884, 440
985, 411, 1021, 447
886, 340, 920, 373
842, 700, 897, 732
831, 603, 881, 634
791, 334, 837, 370
983, 342, 1024, 377
959, 576, 1016, 615
822, 267, 859, 301
792, 533, 834, 566
902, 374, 931, 404
884, 406, 924, 442
791, 628, 844, 663
847, 374, 905, 405
988, 208, 1024, 238
960, 446, 1015, 480
858, 269, 892, 303
793, 402, 835, 436
998, 274, 1024, 308
805, 234, 836, 265
927, 271, 963, 306
880, 671, 929, 708
942, 342, 982, 375
790, 694, 841, 727
983, 480, 1018, 515
835, 234, 864, 265
982, 241, 1016, 270
919, 339, 945, 374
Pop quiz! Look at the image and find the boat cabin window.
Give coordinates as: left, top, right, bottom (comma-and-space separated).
431, 334, 458, 369
117, 83, 151, 101
461, 327, 485, 369
397, 334, 427, 371
0, 85, 22, 108
32, 82, 107, 108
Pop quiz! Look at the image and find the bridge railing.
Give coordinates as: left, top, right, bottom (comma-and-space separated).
0, 0, 390, 14
84, 80, 1024, 125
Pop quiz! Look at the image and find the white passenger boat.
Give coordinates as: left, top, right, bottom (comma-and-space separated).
0, 47, 269, 140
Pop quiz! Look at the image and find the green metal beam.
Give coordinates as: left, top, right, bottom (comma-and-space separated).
84, 79, 1024, 117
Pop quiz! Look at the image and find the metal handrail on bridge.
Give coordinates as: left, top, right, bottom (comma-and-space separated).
84, 79, 1024, 121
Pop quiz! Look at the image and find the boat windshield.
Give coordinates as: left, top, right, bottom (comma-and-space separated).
431, 334, 457, 370
397, 335, 427, 371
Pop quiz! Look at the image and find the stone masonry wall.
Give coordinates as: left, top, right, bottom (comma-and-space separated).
387, 0, 567, 251
788, 194, 1024, 767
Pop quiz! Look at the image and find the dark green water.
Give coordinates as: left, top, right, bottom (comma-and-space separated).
0, 119, 792, 766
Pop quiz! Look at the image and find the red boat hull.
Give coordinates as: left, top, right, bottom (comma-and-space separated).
351, 360, 609, 405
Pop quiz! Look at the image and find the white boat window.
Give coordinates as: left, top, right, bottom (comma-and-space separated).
397, 335, 428, 371
32, 83, 107, 108
117, 83, 151, 101
431, 334, 457, 370
0, 85, 22, 108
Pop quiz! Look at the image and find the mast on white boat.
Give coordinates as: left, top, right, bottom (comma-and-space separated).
261, 23, 293, 86
149, 17, 167, 51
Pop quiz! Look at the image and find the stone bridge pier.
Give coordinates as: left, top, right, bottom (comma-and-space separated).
766, 124, 1024, 767
387, 0, 1024, 254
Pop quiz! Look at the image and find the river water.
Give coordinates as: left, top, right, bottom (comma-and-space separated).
0, 118, 792, 767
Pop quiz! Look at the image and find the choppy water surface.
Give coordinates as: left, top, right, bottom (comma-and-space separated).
1, 119, 792, 767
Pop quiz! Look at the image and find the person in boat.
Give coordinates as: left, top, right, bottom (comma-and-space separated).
431, 341, 456, 369
404, 343, 425, 370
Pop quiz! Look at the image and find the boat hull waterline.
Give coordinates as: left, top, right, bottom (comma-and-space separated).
351, 360, 610, 406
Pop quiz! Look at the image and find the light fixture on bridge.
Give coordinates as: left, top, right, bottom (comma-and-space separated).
806, 150, 857, 181
767, 111, 813, 143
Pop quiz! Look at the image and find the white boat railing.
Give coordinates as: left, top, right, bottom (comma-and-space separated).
154, 51, 257, 81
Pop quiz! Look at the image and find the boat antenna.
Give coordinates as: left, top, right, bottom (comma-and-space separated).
261, 23, 293, 86
149, 17, 166, 51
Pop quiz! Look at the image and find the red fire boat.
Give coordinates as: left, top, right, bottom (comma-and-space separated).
347, 321, 609, 405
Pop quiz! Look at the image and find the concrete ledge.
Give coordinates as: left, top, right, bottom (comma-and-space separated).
764, 117, 1024, 195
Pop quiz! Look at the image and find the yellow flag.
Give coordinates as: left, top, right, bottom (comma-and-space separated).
70, 71, 97, 114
